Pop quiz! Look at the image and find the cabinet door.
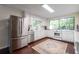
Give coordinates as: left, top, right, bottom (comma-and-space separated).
47, 30, 54, 38
34, 31, 39, 41
62, 30, 74, 42
39, 30, 45, 38
20, 37, 28, 47
34, 30, 46, 41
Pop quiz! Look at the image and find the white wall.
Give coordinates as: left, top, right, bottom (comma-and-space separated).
0, 5, 23, 49
72, 13, 79, 53
22, 14, 31, 36
0, 5, 23, 21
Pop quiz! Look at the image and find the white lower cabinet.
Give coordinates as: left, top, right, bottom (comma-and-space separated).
28, 34, 34, 43
20, 37, 28, 48
34, 30, 74, 43
34, 30, 46, 41
47, 30, 54, 38
62, 30, 74, 42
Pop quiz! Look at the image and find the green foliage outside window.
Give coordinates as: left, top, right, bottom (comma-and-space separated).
31, 18, 41, 30
50, 17, 75, 30
50, 20, 59, 29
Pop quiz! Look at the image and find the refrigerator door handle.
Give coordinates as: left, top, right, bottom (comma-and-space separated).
11, 35, 29, 40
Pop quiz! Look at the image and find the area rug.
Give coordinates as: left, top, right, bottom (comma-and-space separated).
32, 39, 68, 54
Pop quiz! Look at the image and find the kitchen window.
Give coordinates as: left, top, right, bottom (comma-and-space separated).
31, 17, 42, 30
49, 17, 75, 30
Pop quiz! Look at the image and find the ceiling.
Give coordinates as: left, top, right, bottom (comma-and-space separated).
3, 4, 79, 18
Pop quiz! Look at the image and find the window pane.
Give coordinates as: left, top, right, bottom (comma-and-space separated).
50, 20, 59, 30
31, 17, 42, 30
60, 19, 67, 29
69, 17, 74, 30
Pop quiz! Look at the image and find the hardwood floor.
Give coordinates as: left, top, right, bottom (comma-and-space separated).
13, 37, 75, 54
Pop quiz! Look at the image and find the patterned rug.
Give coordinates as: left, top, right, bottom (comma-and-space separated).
32, 39, 68, 54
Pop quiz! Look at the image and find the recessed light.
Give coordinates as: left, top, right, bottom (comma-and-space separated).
42, 4, 55, 13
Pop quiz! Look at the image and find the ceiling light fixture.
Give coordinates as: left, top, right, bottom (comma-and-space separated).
42, 4, 55, 13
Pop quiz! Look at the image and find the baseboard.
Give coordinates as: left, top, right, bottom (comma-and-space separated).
28, 37, 47, 45
0, 45, 9, 49
47, 37, 74, 44
0, 47, 10, 54
28, 37, 74, 45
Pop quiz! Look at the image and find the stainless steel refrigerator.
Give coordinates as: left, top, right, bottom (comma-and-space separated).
9, 15, 28, 53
